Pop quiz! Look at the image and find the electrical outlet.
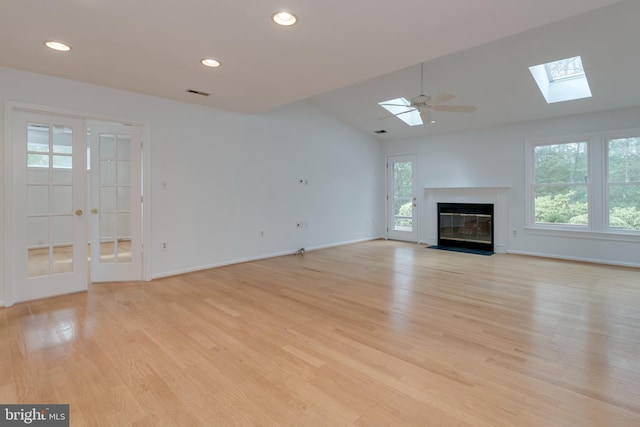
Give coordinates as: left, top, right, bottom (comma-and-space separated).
296, 222, 303, 229
260, 230, 264, 238
161, 242, 167, 250
512, 229, 517, 236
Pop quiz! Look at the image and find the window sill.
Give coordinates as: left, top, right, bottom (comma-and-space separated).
525, 226, 640, 242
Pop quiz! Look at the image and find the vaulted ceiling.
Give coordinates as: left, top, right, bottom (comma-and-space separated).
0, 0, 637, 140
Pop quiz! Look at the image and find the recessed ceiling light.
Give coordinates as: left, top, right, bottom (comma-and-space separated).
272, 11, 298, 26
201, 58, 221, 68
44, 41, 72, 52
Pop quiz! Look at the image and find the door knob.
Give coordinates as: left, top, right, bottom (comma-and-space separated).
75, 209, 83, 216
91, 208, 99, 214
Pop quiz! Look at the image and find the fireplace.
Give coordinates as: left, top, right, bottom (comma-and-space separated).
437, 203, 494, 252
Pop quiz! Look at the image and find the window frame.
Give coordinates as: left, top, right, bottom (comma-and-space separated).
526, 129, 640, 238
526, 136, 593, 232
604, 132, 640, 234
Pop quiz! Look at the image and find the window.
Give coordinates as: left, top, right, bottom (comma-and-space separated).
529, 56, 592, 103
532, 141, 589, 226
527, 132, 640, 235
607, 137, 640, 231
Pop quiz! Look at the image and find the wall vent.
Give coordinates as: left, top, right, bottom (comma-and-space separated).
186, 89, 210, 97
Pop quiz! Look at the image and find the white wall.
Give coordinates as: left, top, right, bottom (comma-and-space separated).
1, 66, 385, 303
384, 106, 640, 267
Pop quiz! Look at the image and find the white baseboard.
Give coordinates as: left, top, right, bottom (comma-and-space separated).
507, 250, 640, 268
151, 249, 294, 280
303, 237, 382, 252
150, 237, 382, 280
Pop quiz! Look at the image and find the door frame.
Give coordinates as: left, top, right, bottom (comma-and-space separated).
386, 154, 418, 242
3, 101, 151, 307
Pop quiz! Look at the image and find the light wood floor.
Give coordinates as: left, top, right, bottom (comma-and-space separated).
2, 240, 639, 426
27, 241, 133, 277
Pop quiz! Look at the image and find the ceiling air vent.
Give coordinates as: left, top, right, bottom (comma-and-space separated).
374, 129, 387, 134
186, 89, 210, 97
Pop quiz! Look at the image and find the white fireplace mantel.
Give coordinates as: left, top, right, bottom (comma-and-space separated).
422, 186, 510, 253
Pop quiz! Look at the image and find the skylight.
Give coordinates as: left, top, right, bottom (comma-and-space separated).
529, 56, 592, 103
545, 56, 584, 81
378, 98, 423, 126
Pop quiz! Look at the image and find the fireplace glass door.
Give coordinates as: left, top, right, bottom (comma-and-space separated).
437, 203, 494, 252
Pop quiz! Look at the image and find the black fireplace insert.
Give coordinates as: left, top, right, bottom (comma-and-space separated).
437, 203, 494, 252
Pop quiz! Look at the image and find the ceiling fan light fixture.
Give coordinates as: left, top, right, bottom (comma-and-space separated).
272, 11, 298, 26
44, 41, 72, 52
201, 58, 221, 68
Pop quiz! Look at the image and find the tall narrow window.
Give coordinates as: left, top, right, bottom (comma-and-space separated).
607, 137, 640, 231
532, 141, 589, 225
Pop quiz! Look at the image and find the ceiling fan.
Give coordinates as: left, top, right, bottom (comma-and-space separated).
379, 63, 476, 125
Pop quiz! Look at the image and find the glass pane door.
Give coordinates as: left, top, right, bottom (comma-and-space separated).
90, 124, 142, 282
27, 124, 75, 277
97, 132, 132, 263
387, 155, 418, 242
12, 111, 88, 303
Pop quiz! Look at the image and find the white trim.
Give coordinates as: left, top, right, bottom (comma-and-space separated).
142, 124, 152, 281
151, 237, 380, 280
7, 101, 142, 127
424, 186, 510, 190
507, 250, 640, 269
4, 103, 15, 306
524, 226, 640, 242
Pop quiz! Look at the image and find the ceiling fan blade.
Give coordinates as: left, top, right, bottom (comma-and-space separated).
378, 108, 416, 120
420, 109, 434, 124
429, 93, 456, 106
433, 105, 476, 113
393, 108, 417, 117
379, 103, 411, 107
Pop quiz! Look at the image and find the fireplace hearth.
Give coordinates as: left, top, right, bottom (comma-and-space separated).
437, 203, 494, 252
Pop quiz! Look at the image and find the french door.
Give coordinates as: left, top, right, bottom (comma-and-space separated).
387, 155, 418, 242
11, 111, 88, 302
88, 124, 142, 282
8, 111, 144, 304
